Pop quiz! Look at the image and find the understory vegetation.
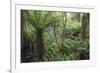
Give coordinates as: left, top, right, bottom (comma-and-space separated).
21, 10, 90, 63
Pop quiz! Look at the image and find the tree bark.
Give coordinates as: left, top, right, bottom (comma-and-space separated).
81, 13, 89, 40
35, 29, 45, 61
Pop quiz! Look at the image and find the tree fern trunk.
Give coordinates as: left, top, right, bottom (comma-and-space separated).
35, 29, 45, 61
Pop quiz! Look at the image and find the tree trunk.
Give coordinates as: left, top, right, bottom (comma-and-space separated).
81, 13, 89, 40
35, 29, 45, 61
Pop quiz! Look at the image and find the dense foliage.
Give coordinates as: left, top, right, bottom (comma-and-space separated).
21, 10, 90, 63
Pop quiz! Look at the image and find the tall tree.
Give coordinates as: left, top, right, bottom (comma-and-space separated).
81, 13, 90, 40
25, 10, 58, 61
21, 10, 35, 62
52, 12, 67, 53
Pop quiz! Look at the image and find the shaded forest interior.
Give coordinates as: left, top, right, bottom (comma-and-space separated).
21, 10, 90, 63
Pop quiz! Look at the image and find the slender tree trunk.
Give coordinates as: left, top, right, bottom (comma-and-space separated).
61, 12, 67, 49
53, 24, 61, 49
35, 29, 45, 61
